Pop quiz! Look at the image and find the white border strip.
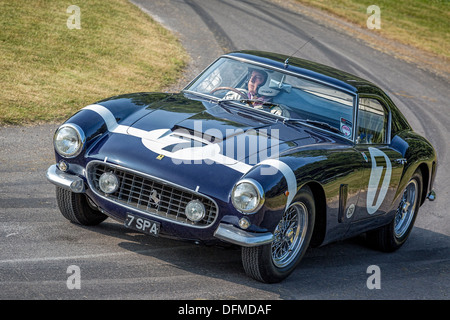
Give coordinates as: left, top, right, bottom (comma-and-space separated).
258, 159, 297, 207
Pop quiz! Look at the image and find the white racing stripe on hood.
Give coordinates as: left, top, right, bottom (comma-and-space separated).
83, 104, 123, 133
83, 104, 148, 137
82, 104, 252, 173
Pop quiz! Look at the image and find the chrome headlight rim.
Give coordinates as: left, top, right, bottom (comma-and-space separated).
231, 178, 265, 214
53, 123, 86, 158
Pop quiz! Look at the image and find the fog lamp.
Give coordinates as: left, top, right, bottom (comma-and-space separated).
99, 172, 119, 194
185, 200, 205, 222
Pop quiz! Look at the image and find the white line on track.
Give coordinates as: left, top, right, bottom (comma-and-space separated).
0, 246, 191, 264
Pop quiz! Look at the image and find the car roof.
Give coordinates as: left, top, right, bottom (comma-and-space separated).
225, 50, 383, 96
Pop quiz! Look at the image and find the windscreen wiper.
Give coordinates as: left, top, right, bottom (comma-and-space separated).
284, 118, 343, 135
305, 120, 343, 134
217, 98, 283, 109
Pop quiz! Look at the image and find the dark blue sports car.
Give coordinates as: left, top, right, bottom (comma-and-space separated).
47, 51, 437, 283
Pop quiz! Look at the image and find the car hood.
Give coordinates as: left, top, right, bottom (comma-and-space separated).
86, 93, 331, 200
123, 93, 319, 164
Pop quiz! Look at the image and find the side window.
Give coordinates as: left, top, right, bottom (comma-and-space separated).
356, 98, 388, 144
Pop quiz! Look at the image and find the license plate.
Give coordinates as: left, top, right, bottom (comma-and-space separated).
124, 213, 160, 237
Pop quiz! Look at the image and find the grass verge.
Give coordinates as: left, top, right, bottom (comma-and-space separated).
0, 0, 188, 125
297, 0, 449, 60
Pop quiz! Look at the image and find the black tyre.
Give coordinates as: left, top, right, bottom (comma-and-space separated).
367, 169, 422, 252
241, 186, 315, 283
56, 186, 107, 226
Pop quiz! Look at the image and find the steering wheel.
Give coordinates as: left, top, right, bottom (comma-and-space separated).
210, 87, 247, 99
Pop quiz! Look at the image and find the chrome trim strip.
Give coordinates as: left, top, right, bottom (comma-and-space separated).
214, 223, 274, 247
46, 164, 85, 193
86, 160, 219, 229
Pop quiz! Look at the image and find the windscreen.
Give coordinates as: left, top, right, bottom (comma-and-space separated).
184, 57, 356, 139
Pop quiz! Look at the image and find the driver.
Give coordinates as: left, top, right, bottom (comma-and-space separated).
247, 69, 268, 100
223, 68, 270, 108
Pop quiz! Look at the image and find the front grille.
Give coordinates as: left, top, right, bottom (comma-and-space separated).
87, 162, 218, 227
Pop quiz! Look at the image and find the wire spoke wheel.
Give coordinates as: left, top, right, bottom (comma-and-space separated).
394, 179, 418, 238
271, 202, 308, 268
241, 186, 315, 283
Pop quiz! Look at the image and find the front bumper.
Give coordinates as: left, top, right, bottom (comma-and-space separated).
46, 164, 85, 193
46, 164, 274, 247
214, 223, 274, 247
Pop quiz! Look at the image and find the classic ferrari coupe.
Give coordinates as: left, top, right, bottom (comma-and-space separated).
47, 51, 437, 283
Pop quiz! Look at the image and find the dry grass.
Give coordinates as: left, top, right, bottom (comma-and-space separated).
0, 0, 188, 125
297, 0, 449, 60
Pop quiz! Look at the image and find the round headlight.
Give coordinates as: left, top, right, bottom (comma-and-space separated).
231, 179, 264, 214
185, 200, 206, 222
99, 172, 119, 194
54, 124, 85, 158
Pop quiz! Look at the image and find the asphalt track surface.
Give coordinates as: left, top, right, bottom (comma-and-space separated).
1, 0, 449, 300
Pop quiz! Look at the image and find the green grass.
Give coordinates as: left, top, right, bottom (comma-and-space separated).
298, 0, 449, 60
0, 0, 188, 125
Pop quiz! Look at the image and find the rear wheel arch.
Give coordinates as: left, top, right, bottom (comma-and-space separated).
366, 168, 423, 252
416, 163, 429, 206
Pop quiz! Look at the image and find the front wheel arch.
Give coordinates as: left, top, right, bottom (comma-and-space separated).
305, 182, 326, 247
